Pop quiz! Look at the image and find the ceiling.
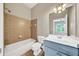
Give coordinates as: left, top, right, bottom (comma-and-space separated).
24, 3, 38, 9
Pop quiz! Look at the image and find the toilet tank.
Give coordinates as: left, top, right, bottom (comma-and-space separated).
37, 36, 45, 43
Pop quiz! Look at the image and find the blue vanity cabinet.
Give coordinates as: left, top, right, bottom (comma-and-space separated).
43, 40, 79, 56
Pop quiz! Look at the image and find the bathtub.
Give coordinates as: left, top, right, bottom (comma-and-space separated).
4, 39, 36, 56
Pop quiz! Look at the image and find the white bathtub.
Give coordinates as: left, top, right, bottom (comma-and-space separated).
4, 39, 36, 56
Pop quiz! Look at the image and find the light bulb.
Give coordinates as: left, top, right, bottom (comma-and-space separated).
62, 8, 65, 11
53, 8, 57, 13
62, 4, 66, 8
58, 6, 62, 11
53, 8, 56, 11
58, 10, 62, 13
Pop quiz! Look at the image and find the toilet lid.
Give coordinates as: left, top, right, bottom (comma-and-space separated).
32, 42, 41, 50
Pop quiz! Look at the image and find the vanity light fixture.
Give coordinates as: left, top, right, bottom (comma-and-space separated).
53, 4, 66, 14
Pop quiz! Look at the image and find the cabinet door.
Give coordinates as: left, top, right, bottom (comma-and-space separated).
44, 47, 58, 56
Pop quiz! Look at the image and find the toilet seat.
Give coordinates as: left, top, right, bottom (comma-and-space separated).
32, 36, 45, 56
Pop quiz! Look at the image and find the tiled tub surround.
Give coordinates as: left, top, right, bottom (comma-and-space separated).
43, 35, 79, 56
4, 13, 31, 45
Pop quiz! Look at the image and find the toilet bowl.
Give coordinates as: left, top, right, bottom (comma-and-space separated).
32, 36, 45, 56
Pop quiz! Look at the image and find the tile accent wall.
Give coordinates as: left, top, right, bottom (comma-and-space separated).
4, 13, 31, 45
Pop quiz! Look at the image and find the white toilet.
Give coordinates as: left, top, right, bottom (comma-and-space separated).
32, 36, 45, 56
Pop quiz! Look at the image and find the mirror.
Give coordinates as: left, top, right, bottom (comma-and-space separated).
49, 4, 76, 36
53, 14, 67, 35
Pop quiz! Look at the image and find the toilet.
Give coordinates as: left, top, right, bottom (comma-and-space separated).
32, 36, 45, 56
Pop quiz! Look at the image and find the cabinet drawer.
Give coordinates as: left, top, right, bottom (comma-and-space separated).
44, 47, 68, 56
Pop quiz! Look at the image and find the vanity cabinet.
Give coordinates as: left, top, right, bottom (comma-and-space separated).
43, 40, 79, 56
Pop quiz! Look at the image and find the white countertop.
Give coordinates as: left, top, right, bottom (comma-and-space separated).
45, 35, 79, 48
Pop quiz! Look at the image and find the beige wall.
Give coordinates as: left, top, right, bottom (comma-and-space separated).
68, 4, 79, 37
77, 4, 79, 37
0, 3, 3, 56
31, 3, 76, 36
68, 5, 76, 36
5, 3, 31, 20
31, 3, 57, 36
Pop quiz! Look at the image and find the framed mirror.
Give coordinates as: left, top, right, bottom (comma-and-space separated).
53, 14, 67, 35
